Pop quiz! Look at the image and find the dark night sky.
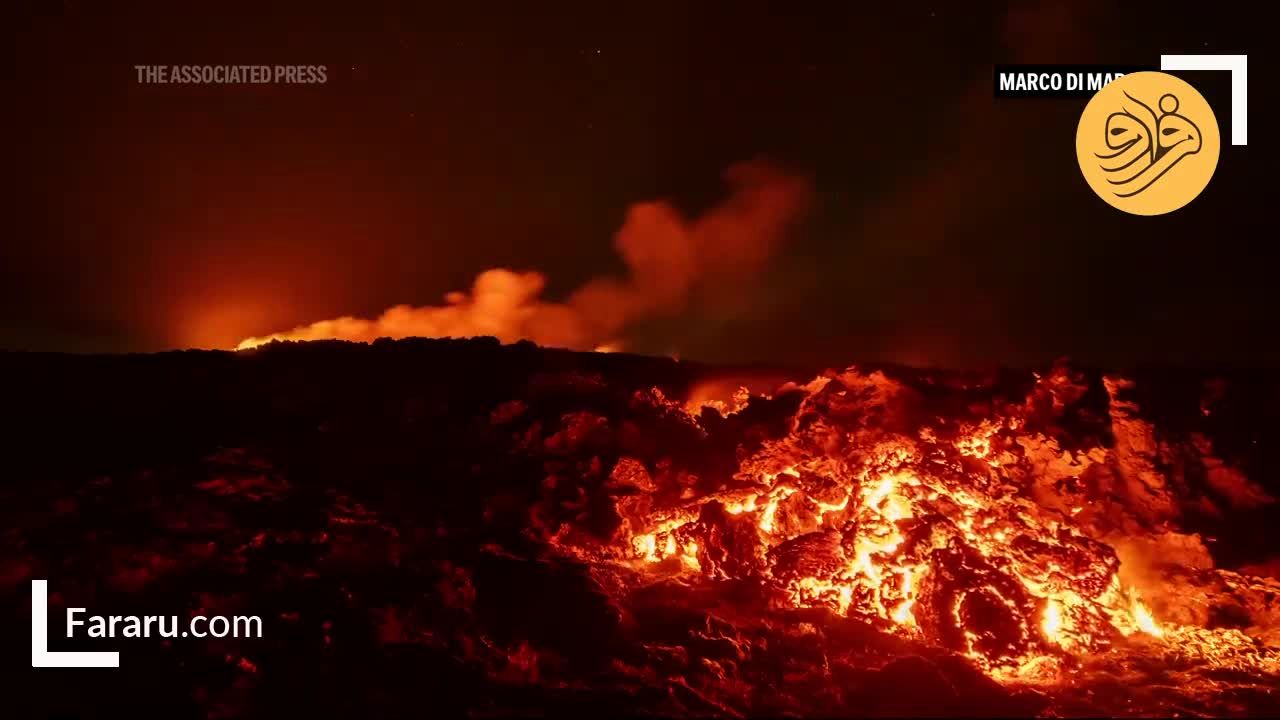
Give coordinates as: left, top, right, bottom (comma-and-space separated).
7, 1, 1267, 368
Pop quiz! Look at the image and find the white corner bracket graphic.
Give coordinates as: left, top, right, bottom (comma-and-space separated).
1160, 54, 1247, 145
31, 580, 120, 668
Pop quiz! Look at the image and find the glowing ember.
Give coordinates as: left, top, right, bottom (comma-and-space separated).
1131, 597, 1163, 638
1042, 600, 1062, 642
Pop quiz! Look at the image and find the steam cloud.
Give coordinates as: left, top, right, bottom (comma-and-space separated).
237, 162, 811, 351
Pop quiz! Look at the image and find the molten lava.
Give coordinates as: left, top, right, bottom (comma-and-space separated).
541, 364, 1280, 698
11, 341, 1278, 716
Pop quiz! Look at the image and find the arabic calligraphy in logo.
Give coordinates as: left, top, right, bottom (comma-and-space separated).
1076, 72, 1219, 215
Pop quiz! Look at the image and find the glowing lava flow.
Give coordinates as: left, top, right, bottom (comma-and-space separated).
547, 366, 1280, 688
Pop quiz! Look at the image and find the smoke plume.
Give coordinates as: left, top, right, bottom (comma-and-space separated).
237, 162, 810, 351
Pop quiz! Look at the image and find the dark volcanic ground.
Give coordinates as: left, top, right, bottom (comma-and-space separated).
4, 339, 1280, 718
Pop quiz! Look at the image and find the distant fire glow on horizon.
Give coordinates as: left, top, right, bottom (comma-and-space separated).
234, 162, 811, 352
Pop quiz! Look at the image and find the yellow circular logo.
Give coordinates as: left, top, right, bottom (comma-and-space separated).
1076, 71, 1219, 215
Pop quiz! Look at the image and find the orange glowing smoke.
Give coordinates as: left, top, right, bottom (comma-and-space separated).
236, 162, 811, 351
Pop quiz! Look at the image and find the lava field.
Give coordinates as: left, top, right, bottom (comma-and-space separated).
5, 338, 1280, 717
